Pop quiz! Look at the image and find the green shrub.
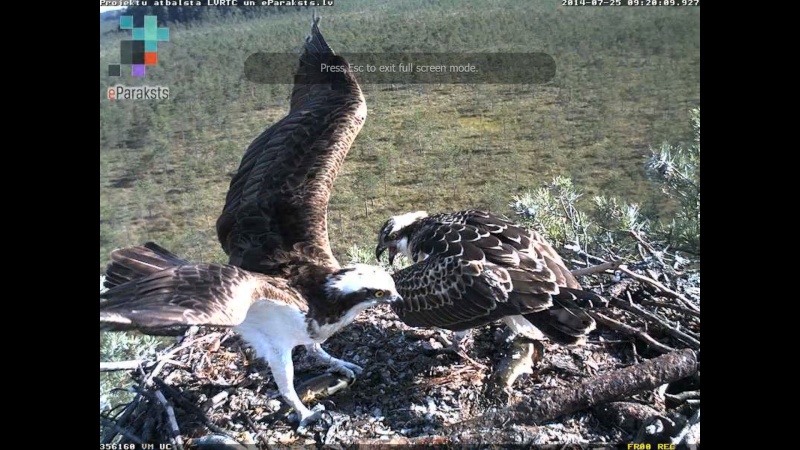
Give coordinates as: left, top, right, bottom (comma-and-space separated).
647, 108, 700, 255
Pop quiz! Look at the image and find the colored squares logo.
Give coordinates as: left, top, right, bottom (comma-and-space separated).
108, 15, 169, 78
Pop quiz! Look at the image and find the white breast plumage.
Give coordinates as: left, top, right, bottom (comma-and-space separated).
234, 299, 314, 349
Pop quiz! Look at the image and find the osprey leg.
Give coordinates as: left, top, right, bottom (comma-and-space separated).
451, 330, 471, 352
434, 328, 472, 351
502, 315, 547, 341
261, 342, 321, 426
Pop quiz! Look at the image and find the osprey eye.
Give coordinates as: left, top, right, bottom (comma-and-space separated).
388, 233, 398, 240
374, 290, 385, 298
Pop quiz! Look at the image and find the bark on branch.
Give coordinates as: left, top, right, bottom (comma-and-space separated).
450, 349, 697, 431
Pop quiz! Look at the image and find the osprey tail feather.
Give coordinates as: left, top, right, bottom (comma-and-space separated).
521, 288, 604, 345
522, 308, 595, 345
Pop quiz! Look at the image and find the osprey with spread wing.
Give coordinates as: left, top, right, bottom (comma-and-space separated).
100, 17, 400, 426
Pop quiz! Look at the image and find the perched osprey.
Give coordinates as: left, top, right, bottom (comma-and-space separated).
375, 210, 600, 351
100, 17, 401, 427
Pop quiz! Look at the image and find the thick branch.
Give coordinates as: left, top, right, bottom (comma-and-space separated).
355, 426, 545, 447
450, 349, 697, 429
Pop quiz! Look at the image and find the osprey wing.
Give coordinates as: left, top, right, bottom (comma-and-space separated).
435, 210, 581, 288
216, 17, 366, 276
100, 264, 305, 333
392, 221, 558, 331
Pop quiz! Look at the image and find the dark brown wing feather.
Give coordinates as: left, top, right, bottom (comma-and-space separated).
100, 263, 306, 333
392, 255, 552, 332
393, 210, 599, 339
522, 291, 599, 345
447, 211, 599, 342
392, 219, 558, 331
216, 17, 366, 277
426, 210, 581, 288
528, 231, 581, 289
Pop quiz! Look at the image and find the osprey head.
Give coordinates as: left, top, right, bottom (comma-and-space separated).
375, 211, 428, 265
325, 264, 402, 306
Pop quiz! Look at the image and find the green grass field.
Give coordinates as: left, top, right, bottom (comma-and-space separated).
99, 0, 700, 269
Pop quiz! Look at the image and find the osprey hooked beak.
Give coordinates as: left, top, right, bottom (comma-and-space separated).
375, 244, 398, 265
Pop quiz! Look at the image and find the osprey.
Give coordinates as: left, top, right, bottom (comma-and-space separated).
375, 210, 600, 351
100, 17, 401, 427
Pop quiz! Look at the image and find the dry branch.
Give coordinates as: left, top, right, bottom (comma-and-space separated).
101, 360, 147, 372
607, 278, 636, 298
640, 299, 701, 319
101, 394, 143, 443
143, 332, 221, 387
355, 425, 545, 447
629, 230, 668, 267
664, 390, 700, 404
567, 246, 609, 264
611, 295, 700, 349
449, 349, 697, 429
100, 417, 144, 444
155, 390, 185, 450
571, 260, 623, 277
618, 265, 699, 312
589, 311, 676, 354
671, 408, 700, 445
153, 377, 236, 438
100, 333, 220, 379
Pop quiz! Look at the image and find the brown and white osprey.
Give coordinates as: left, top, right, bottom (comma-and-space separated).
100, 17, 401, 427
375, 210, 600, 351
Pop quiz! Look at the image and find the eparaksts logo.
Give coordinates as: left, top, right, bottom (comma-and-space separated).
107, 85, 170, 100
